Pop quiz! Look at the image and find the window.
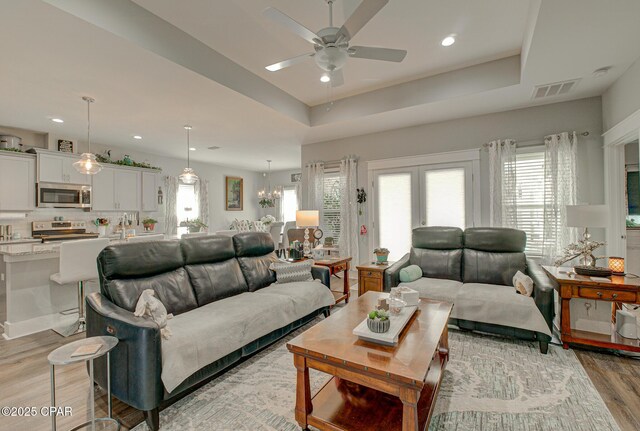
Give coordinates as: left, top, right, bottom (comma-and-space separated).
424, 167, 466, 229
282, 187, 298, 222
323, 172, 341, 241
177, 182, 198, 236
511, 149, 546, 257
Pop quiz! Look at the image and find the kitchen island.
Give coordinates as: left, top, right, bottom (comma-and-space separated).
0, 235, 171, 339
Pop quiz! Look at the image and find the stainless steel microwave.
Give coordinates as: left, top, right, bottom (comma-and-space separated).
37, 182, 91, 208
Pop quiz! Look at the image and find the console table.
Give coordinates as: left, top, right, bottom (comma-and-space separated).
544, 266, 640, 352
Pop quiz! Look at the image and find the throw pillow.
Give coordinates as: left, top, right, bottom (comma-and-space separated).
399, 265, 423, 283
134, 289, 173, 339
513, 271, 534, 296
270, 260, 314, 284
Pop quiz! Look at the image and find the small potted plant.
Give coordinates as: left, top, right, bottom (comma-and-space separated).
374, 247, 390, 264
95, 218, 109, 237
186, 218, 207, 233
142, 218, 158, 232
367, 309, 390, 333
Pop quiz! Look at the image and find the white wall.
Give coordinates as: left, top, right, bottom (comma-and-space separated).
602, 57, 640, 131
301, 97, 604, 262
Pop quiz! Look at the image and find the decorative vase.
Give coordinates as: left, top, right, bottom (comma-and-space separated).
367, 318, 390, 333
143, 224, 155, 232
98, 225, 107, 237
375, 252, 389, 263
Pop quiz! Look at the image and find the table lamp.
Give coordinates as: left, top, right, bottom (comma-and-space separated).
296, 210, 319, 255
566, 205, 608, 242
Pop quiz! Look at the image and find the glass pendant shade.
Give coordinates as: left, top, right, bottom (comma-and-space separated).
179, 125, 198, 184
74, 96, 102, 175
74, 153, 102, 175
179, 167, 198, 184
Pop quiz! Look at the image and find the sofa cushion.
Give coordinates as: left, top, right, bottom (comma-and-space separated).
399, 265, 422, 283
463, 249, 526, 285
464, 228, 526, 252
410, 248, 463, 281
453, 283, 551, 336
106, 267, 198, 315
412, 226, 463, 249
255, 281, 335, 318
99, 240, 184, 279
181, 235, 235, 265
233, 232, 274, 257
399, 277, 463, 303
185, 259, 249, 306
160, 282, 333, 393
237, 253, 279, 291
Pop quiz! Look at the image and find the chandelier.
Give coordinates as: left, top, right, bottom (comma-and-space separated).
258, 160, 281, 208
73, 96, 103, 175
178, 125, 198, 185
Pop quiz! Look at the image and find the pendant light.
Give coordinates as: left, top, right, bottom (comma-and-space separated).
73, 96, 102, 175
179, 125, 198, 184
258, 160, 281, 205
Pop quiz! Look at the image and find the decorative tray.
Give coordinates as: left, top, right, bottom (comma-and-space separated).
352, 300, 418, 346
574, 265, 612, 277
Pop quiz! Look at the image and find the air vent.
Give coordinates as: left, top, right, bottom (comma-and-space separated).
532, 78, 580, 99
207, 146, 221, 150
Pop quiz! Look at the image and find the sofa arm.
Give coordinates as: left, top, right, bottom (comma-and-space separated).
383, 253, 411, 291
311, 265, 331, 288
526, 258, 557, 332
86, 292, 163, 412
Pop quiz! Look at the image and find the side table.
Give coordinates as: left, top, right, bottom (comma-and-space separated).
48, 336, 120, 431
314, 257, 352, 304
357, 263, 391, 296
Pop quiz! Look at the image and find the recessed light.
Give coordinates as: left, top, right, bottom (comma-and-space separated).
189, 147, 196, 151
133, 135, 143, 140
320, 74, 331, 83
441, 35, 456, 47
208, 146, 221, 150
593, 66, 612, 78
51, 118, 64, 123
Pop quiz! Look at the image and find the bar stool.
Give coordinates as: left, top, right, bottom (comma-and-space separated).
50, 238, 110, 337
127, 234, 165, 242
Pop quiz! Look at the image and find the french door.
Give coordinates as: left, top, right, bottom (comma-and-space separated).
373, 162, 474, 261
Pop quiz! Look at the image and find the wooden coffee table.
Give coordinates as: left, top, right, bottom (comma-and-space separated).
286, 291, 452, 431
314, 256, 352, 304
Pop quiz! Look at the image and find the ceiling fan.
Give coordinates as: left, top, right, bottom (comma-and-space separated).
263, 0, 407, 87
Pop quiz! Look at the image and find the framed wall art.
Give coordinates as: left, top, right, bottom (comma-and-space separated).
225, 176, 243, 211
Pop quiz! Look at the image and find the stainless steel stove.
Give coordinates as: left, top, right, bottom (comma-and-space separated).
32, 220, 99, 242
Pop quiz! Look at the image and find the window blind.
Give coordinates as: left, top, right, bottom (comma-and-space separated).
511, 150, 546, 257
425, 168, 466, 229
323, 173, 341, 240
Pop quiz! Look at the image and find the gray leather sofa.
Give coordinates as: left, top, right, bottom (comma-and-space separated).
86, 232, 333, 430
385, 227, 554, 354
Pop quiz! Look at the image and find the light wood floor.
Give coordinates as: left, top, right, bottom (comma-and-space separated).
1, 277, 639, 431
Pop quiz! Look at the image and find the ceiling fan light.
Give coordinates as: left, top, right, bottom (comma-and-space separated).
320, 74, 331, 83
73, 153, 102, 175
315, 46, 348, 72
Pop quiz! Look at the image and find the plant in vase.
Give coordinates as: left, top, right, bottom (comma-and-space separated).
374, 247, 390, 264
367, 309, 390, 333
142, 218, 158, 232
95, 218, 109, 237
184, 218, 207, 233
259, 198, 275, 208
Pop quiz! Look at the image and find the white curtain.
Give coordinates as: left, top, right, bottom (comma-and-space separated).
306, 161, 325, 218
195, 179, 210, 228
338, 157, 359, 264
542, 132, 578, 263
488, 139, 518, 228
164, 176, 179, 236
295, 182, 302, 213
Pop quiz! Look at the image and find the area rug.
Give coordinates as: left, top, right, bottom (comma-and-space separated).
132, 320, 620, 431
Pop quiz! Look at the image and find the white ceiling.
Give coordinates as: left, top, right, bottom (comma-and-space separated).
1, 0, 640, 171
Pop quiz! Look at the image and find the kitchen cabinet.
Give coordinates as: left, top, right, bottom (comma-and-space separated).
0, 153, 35, 211
91, 166, 141, 211
142, 171, 159, 211
37, 152, 91, 185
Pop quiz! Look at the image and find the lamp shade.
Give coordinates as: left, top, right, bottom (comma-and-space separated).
566, 205, 608, 228
608, 257, 625, 274
296, 210, 319, 228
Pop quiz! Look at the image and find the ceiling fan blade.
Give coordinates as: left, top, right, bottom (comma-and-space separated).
263, 7, 320, 45
265, 53, 315, 72
336, 0, 389, 42
330, 69, 344, 87
348, 46, 407, 62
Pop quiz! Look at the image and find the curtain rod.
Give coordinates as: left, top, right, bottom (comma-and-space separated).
305, 156, 358, 168
482, 131, 590, 149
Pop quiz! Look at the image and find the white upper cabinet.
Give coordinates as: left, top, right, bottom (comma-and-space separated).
0, 153, 36, 211
141, 171, 159, 211
91, 165, 141, 211
37, 152, 91, 185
